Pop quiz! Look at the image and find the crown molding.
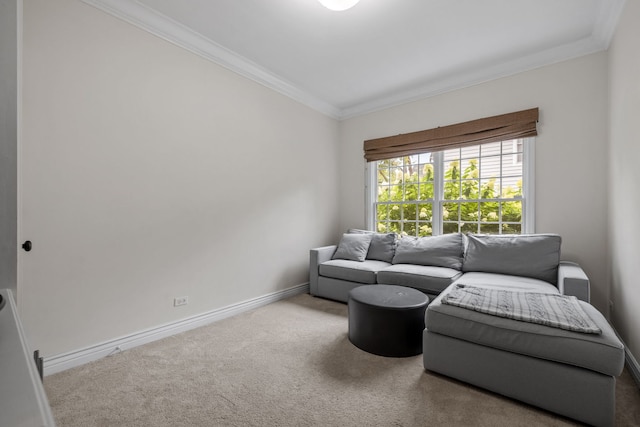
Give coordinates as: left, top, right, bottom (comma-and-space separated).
342, 0, 626, 119
340, 35, 607, 119
81, 0, 625, 121
81, 0, 342, 119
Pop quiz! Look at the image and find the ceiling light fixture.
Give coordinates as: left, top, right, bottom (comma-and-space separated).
318, 0, 360, 11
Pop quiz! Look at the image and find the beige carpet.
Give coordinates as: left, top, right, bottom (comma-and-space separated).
45, 293, 640, 426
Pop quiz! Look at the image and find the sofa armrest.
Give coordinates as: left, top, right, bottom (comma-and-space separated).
557, 261, 590, 303
309, 245, 337, 295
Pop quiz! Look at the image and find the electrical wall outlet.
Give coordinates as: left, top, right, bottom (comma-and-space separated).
174, 296, 188, 307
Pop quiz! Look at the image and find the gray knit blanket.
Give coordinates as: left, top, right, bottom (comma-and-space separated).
441, 284, 601, 334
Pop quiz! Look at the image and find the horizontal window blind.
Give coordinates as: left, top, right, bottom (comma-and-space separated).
363, 108, 538, 162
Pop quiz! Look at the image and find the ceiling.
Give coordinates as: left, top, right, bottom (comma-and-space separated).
82, 0, 625, 119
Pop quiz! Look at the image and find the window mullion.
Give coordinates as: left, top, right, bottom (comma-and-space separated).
365, 161, 376, 231
523, 137, 535, 233
433, 151, 443, 235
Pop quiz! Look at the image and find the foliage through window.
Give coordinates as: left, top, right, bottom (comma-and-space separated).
373, 139, 529, 237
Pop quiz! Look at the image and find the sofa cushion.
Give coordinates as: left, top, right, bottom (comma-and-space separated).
319, 259, 391, 284
377, 264, 462, 295
366, 233, 397, 263
426, 282, 625, 377
462, 234, 561, 285
332, 233, 373, 262
392, 233, 463, 269
452, 272, 560, 294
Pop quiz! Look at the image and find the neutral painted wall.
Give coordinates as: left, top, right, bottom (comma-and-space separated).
0, 0, 18, 295
339, 53, 610, 314
20, 0, 339, 356
609, 0, 640, 361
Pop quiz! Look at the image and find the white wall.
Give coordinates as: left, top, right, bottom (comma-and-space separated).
339, 53, 610, 313
609, 0, 640, 361
20, 0, 340, 357
0, 0, 18, 295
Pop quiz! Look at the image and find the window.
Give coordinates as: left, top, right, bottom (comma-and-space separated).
367, 138, 534, 237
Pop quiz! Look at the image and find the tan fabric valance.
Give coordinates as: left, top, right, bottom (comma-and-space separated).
363, 108, 539, 162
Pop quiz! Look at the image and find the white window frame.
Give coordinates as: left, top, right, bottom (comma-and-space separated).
365, 137, 535, 234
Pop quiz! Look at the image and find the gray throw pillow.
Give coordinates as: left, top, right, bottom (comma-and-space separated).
366, 233, 397, 263
392, 233, 463, 270
332, 233, 373, 262
462, 234, 561, 285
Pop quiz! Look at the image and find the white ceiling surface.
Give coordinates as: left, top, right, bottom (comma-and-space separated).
83, 0, 625, 119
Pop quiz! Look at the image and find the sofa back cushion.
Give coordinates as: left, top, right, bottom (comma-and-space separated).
462, 234, 561, 285
392, 233, 463, 270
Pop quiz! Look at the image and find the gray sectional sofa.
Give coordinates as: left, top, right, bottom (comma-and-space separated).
309, 231, 625, 427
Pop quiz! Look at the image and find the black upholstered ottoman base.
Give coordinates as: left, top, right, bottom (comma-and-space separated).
348, 285, 429, 357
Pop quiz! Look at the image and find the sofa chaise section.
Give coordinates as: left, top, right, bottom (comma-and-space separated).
424, 283, 624, 427
423, 234, 624, 427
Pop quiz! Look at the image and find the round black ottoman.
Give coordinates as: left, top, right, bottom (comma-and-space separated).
348, 285, 429, 357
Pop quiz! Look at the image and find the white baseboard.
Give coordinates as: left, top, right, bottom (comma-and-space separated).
43, 283, 310, 376
625, 345, 640, 388
612, 327, 640, 388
